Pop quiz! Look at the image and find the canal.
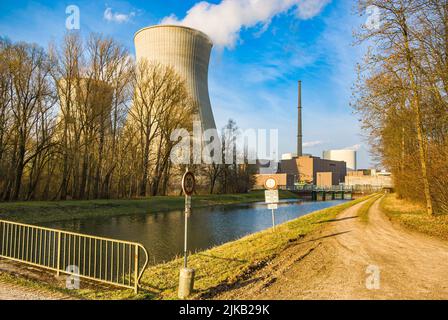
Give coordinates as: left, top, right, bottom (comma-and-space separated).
44, 199, 347, 265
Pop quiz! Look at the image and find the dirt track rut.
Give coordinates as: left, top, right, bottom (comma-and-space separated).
215, 197, 448, 300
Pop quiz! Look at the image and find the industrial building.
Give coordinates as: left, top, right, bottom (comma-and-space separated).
253, 173, 295, 190
345, 169, 393, 191
253, 154, 347, 189
134, 25, 217, 132
279, 155, 346, 187
252, 81, 347, 189
323, 149, 357, 171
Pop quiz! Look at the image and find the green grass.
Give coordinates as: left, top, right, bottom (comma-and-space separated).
70, 195, 372, 300
381, 193, 448, 241
0, 190, 298, 224
357, 194, 382, 223
0, 194, 372, 300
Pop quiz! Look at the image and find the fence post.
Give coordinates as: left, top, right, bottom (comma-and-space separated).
56, 232, 61, 276
134, 244, 139, 294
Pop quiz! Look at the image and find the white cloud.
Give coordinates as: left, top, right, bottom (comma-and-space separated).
161, 0, 331, 48
303, 140, 324, 148
296, 0, 331, 19
344, 144, 362, 151
103, 8, 135, 23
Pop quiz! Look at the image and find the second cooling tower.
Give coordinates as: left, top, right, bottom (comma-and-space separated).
323, 150, 357, 171
134, 25, 217, 132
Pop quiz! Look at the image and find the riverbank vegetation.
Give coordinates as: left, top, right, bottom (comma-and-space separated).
0, 34, 253, 202
72, 196, 372, 300
381, 193, 448, 241
0, 190, 299, 224
354, 1, 448, 215
0, 196, 371, 300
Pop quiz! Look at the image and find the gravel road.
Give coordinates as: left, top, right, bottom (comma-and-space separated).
0, 279, 71, 300
215, 197, 448, 300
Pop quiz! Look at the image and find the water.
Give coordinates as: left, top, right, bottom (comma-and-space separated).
44, 199, 347, 265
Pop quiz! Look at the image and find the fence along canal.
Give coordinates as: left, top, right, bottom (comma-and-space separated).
0, 219, 148, 293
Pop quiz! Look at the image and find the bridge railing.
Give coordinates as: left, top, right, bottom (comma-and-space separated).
0, 219, 148, 293
281, 185, 354, 192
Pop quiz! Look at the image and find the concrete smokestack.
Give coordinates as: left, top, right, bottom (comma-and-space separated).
297, 80, 303, 157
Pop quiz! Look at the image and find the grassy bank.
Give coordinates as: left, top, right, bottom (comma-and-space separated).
0, 191, 298, 224
381, 194, 448, 241
358, 194, 382, 223
69, 195, 372, 300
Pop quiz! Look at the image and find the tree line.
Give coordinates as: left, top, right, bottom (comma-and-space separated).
0, 33, 253, 201
354, 0, 448, 214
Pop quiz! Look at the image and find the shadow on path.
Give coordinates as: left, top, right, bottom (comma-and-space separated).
314, 216, 358, 224
195, 253, 248, 263
297, 231, 352, 244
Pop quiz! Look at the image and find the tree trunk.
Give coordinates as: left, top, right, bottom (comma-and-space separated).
403, 26, 434, 215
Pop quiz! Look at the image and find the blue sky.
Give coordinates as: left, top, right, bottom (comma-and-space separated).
0, 0, 372, 168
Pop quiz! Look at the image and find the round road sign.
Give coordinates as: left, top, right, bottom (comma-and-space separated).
182, 171, 195, 196
264, 178, 277, 190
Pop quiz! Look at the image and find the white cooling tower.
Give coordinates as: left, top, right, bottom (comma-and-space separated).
134, 25, 217, 132
323, 150, 357, 171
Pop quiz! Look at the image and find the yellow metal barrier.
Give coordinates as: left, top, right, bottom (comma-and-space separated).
0, 219, 148, 293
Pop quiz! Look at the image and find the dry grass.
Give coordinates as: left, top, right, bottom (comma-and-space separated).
357, 193, 382, 223
75, 195, 373, 300
381, 194, 448, 241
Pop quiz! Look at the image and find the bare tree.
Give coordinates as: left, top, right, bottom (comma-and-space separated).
355, 0, 448, 214
1, 42, 54, 200
129, 60, 192, 197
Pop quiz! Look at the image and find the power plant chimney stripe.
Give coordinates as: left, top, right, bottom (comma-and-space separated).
297, 80, 303, 157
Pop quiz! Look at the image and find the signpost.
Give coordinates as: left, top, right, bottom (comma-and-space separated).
264, 178, 279, 230
178, 169, 195, 299
181, 170, 195, 267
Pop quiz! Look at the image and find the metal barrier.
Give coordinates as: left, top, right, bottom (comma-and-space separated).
0, 219, 148, 293
280, 185, 354, 192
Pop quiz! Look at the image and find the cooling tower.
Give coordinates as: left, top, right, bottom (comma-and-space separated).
323, 150, 357, 171
57, 78, 113, 130
134, 25, 217, 132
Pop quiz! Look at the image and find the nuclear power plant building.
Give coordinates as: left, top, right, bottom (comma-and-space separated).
134, 25, 217, 132
323, 150, 357, 171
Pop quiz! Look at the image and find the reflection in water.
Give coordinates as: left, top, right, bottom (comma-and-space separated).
46, 200, 347, 265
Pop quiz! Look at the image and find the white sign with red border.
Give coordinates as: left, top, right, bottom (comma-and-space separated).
264, 177, 277, 190
182, 171, 195, 196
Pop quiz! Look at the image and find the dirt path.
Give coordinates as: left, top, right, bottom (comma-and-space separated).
0, 262, 74, 300
215, 197, 448, 300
